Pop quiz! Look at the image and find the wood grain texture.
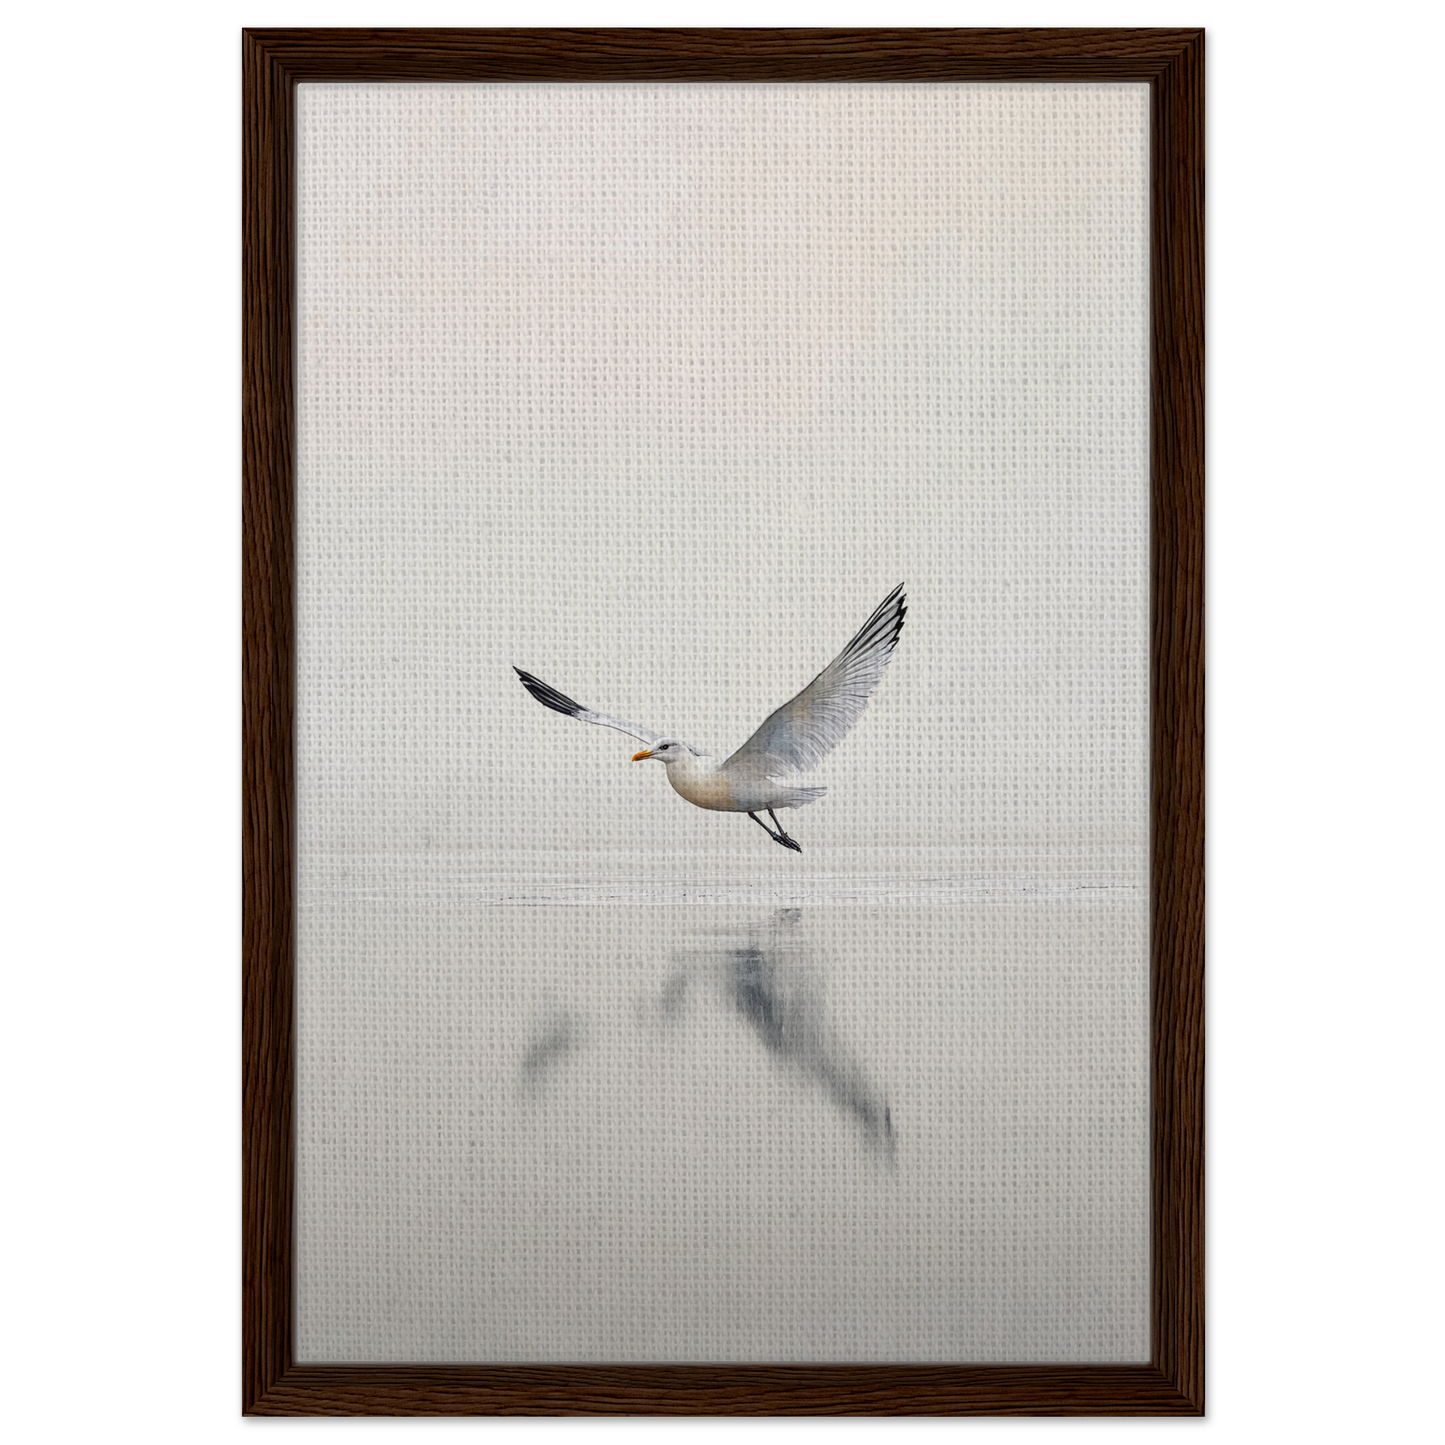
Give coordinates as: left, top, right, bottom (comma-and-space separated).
242, 27, 1203, 1416
1147, 30, 1205, 1413
242, 27, 296, 1416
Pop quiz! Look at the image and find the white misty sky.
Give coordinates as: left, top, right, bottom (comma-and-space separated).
295, 82, 1148, 859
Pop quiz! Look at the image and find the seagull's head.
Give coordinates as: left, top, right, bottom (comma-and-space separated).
632, 738, 687, 764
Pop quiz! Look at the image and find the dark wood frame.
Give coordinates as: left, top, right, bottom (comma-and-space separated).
243, 28, 1203, 1416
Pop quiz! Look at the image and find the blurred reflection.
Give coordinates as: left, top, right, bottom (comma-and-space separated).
667, 909, 896, 1162
518, 1008, 578, 1094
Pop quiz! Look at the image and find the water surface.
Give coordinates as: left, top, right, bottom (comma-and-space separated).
296, 852, 1148, 1363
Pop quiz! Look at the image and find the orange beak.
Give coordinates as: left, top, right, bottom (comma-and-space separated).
632, 749, 653, 761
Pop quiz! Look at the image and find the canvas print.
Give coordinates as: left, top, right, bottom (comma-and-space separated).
293, 82, 1150, 1363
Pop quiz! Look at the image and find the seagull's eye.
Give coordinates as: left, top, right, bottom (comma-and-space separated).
659, 743, 671, 751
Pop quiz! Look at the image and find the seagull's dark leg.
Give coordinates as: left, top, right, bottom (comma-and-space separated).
745, 809, 803, 849
767, 808, 803, 853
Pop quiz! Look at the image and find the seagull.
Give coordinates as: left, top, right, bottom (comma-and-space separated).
514, 585, 906, 852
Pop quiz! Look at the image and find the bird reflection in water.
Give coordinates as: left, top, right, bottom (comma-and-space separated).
517, 1007, 579, 1096
666, 909, 896, 1162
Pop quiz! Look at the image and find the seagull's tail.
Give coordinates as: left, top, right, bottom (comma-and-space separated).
776, 785, 827, 810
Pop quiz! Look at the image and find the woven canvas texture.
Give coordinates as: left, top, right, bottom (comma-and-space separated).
294, 83, 1150, 1364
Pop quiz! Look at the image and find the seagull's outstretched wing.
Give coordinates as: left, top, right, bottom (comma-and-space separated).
514, 668, 664, 747
723, 585, 907, 779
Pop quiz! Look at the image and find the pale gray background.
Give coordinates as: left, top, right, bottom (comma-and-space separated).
292, 81, 1150, 1363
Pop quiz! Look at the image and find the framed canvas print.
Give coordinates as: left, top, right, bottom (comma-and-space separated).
243, 28, 1202, 1415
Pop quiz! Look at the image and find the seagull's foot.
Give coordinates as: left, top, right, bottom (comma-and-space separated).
764, 809, 802, 852
750, 811, 801, 852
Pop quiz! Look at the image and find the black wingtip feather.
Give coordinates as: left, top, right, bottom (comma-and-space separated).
514, 667, 585, 719
842, 585, 907, 662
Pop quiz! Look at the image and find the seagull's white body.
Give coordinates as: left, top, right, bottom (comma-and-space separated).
515, 585, 906, 851
654, 748, 824, 814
